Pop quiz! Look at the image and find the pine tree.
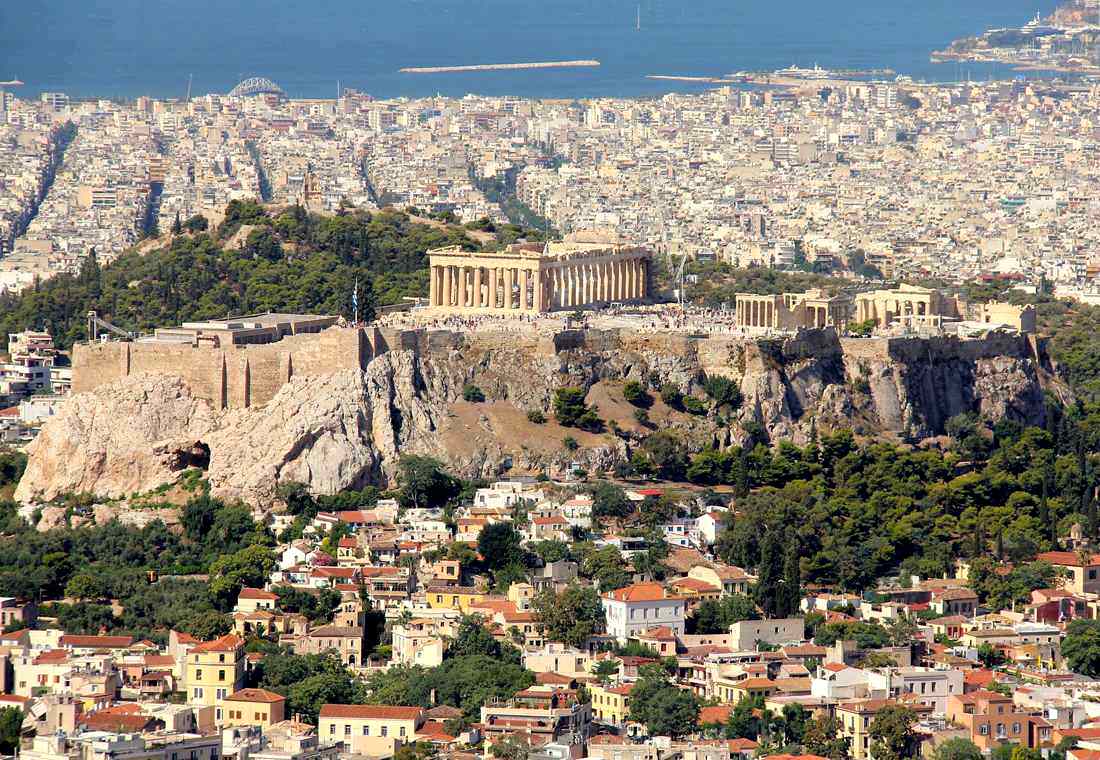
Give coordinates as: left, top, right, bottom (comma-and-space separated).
171, 211, 182, 235
779, 543, 801, 618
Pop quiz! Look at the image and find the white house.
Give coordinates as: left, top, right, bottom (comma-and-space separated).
811, 663, 870, 701
601, 582, 685, 642
695, 510, 729, 546
866, 666, 963, 715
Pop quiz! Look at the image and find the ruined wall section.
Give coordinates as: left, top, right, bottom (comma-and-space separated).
72, 327, 368, 410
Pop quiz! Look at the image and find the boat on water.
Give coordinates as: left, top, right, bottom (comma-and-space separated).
774, 63, 834, 79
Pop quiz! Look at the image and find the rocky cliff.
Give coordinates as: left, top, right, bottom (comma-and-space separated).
16, 328, 1068, 507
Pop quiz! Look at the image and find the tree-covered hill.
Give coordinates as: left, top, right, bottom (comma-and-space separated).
0, 201, 480, 351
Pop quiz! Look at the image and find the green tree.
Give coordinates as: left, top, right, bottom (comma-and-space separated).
592, 659, 620, 685
448, 615, 507, 659
0, 707, 23, 754
690, 594, 758, 634
1063, 619, 1100, 676
623, 381, 652, 407
208, 544, 276, 610
933, 738, 983, 760
462, 384, 485, 403
398, 456, 459, 509
532, 584, 605, 648
803, 714, 850, 760
628, 666, 700, 738
477, 522, 525, 572
591, 481, 631, 519
868, 705, 918, 760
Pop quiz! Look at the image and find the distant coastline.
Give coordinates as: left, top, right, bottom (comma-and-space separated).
400, 60, 601, 74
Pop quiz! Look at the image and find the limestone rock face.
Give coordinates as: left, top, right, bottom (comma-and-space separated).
204, 369, 381, 506
16, 373, 219, 503
17, 329, 1067, 510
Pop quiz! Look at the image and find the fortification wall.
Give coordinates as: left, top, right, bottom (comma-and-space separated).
72, 327, 368, 409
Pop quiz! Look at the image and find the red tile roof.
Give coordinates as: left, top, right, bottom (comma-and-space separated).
238, 587, 278, 600
191, 633, 244, 653
604, 582, 680, 602
226, 688, 286, 704
60, 635, 133, 648
320, 704, 422, 720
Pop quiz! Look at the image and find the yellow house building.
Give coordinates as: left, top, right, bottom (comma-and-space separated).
424, 586, 486, 613
186, 634, 247, 723
589, 684, 633, 726
222, 688, 286, 729
319, 704, 424, 756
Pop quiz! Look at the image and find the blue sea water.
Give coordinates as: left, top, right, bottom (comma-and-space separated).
0, 0, 1062, 101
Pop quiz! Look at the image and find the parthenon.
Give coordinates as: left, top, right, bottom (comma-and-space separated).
427, 232, 650, 313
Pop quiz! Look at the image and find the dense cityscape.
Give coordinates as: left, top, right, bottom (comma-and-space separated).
9, 3, 1100, 760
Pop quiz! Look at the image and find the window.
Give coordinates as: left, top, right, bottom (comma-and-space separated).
345, 725, 351, 736
194, 688, 204, 699
219, 654, 226, 663
196, 669, 203, 680
382, 726, 388, 737
219, 670, 226, 681
363, 726, 370, 736
329, 725, 336, 735
1013, 723, 1021, 734
979, 726, 989, 736
400, 727, 406, 738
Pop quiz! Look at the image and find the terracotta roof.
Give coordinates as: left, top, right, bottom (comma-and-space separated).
669, 578, 721, 592
33, 650, 69, 665
60, 634, 134, 648
1037, 551, 1100, 568
319, 704, 422, 720
191, 633, 244, 653
238, 587, 278, 600
144, 654, 175, 667
604, 582, 680, 602
700, 705, 733, 724
226, 688, 286, 704
727, 739, 759, 751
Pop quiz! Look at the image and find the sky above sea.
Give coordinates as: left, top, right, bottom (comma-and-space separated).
0, 0, 1062, 101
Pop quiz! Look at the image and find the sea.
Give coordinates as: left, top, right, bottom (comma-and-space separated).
0, 0, 1063, 101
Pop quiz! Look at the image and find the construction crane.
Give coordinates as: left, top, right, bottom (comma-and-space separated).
87, 311, 135, 342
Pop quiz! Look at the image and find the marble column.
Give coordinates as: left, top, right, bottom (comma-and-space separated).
443, 265, 453, 306
520, 269, 530, 310
473, 267, 483, 308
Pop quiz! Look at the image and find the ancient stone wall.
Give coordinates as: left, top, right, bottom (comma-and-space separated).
72, 327, 368, 409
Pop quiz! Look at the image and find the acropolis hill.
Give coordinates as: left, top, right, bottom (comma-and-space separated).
20, 302, 1066, 507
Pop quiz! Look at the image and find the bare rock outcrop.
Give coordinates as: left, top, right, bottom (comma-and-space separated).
17, 328, 1068, 510
16, 374, 219, 503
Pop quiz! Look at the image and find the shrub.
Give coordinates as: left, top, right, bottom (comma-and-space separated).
462, 384, 485, 402
683, 396, 707, 415
703, 375, 743, 409
623, 380, 652, 407
527, 410, 547, 424
633, 408, 651, 426
563, 436, 579, 451
660, 384, 683, 409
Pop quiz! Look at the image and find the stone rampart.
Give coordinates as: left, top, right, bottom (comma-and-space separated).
72, 327, 368, 409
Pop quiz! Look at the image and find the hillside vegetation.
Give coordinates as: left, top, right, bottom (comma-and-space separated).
0, 201, 480, 351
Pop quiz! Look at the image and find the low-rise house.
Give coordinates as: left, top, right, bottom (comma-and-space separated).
589, 683, 633, 725
294, 626, 364, 667
223, 688, 286, 729
837, 698, 933, 760
480, 687, 591, 747
235, 588, 279, 614
946, 690, 1048, 751
318, 704, 424, 756
602, 583, 686, 642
